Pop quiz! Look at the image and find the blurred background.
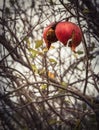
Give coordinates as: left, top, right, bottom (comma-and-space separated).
0, 0, 99, 130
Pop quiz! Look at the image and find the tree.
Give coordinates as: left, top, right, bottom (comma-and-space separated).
0, 0, 99, 130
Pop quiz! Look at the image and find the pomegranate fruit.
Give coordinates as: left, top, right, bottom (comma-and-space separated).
43, 22, 82, 51
43, 23, 58, 49
55, 22, 82, 51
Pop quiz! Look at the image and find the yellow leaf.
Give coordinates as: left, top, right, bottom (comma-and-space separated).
48, 119, 58, 125
73, 53, 78, 58
38, 68, 45, 75
76, 50, 83, 55
35, 39, 43, 48
43, 48, 48, 53
29, 48, 43, 57
49, 58, 57, 63
40, 84, 47, 90
24, 37, 30, 47
48, 72, 55, 79
38, 51, 44, 56
31, 64, 38, 73
83, 9, 90, 14
29, 48, 38, 57
49, 45, 55, 49
61, 82, 68, 87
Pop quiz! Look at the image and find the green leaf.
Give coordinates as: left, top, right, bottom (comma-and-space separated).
76, 67, 83, 71
49, 58, 57, 63
35, 40, 43, 48
43, 48, 48, 53
38, 68, 45, 75
83, 9, 90, 14
31, 64, 38, 73
40, 84, 47, 90
29, 48, 38, 58
48, 119, 60, 125
58, 88, 65, 94
29, 48, 43, 58
74, 119, 81, 130
23, 127, 29, 130
58, 82, 68, 94
64, 99, 71, 104
50, 46, 55, 49
24, 37, 30, 47
48, 0, 56, 5
76, 50, 83, 55
61, 82, 68, 87
49, 119, 57, 125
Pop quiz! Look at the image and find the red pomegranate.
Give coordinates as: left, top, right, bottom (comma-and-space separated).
43, 23, 58, 49
55, 22, 82, 51
43, 21, 82, 51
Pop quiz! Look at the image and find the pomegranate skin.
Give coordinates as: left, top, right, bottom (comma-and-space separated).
43, 23, 58, 49
55, 22, 82, 51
